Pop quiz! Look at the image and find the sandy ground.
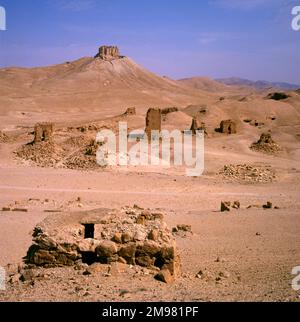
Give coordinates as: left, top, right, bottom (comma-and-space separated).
0, 141, 299, 301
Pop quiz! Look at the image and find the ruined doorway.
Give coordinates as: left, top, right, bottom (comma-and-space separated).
83, 224, 95, 239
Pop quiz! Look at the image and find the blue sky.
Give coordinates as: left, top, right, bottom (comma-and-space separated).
0, 0, 299, 83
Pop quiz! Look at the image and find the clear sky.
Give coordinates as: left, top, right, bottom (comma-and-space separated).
0, 0, 299, 83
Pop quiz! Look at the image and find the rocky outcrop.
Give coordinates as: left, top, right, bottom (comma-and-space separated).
95, 46, 123, 61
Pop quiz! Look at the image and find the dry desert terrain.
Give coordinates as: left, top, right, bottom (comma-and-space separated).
0, 47, 300, 302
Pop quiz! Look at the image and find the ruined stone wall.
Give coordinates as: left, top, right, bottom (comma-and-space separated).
124, 107, 136, 116
161, 107, 178, 115
145, 108, 162, 139
34, 123, 54, 143
95, 46, 122, 61
25, 207, 181, 282
190, 117, 207, 136
220, 120, 237, 134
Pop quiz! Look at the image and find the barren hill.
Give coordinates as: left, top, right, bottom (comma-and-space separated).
0, 46, 215, 128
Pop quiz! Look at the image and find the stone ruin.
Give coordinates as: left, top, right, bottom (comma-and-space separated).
161, 107, 179, 115
145, 108, 162, 139
124, 107, 136, 116
25, 207, 181, 283
250, 133, 281, 154
190, 117, 207, 136
95, 46, 122, 61
34, 123, 54, 143
219, 120, 237, 134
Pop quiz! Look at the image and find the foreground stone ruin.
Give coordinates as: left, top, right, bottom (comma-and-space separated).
95, 46, 122, 61
34, 123, 54, 143
145, 108, 162, 139
25, 207, 181, 283
219, 120, 237, 134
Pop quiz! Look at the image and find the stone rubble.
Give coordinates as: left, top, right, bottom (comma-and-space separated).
219, 164, 276, 183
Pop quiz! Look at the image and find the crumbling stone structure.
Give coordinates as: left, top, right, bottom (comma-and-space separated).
250, 132, 281, 154
190, 117, 207, 136
219, 120, 237, 134
145, 108, 162, 139
257, 133, 274, 144
124, 107, 136, 116
161, 107, 179, 115
25, 207, 181, 281
95, 46, 122, 61
34, 123, 54, 143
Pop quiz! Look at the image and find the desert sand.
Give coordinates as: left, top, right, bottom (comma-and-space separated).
0, 46, 300, 302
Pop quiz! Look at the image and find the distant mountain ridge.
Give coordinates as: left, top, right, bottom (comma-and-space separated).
216, 77, 300, 91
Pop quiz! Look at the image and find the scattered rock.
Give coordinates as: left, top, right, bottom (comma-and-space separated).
155, 269, 174, 284
221, 201, 231, 212
177, 224, 192, 232
232, 201, 240, 209
2, 207, 11, 212
220, 164, 276, 183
